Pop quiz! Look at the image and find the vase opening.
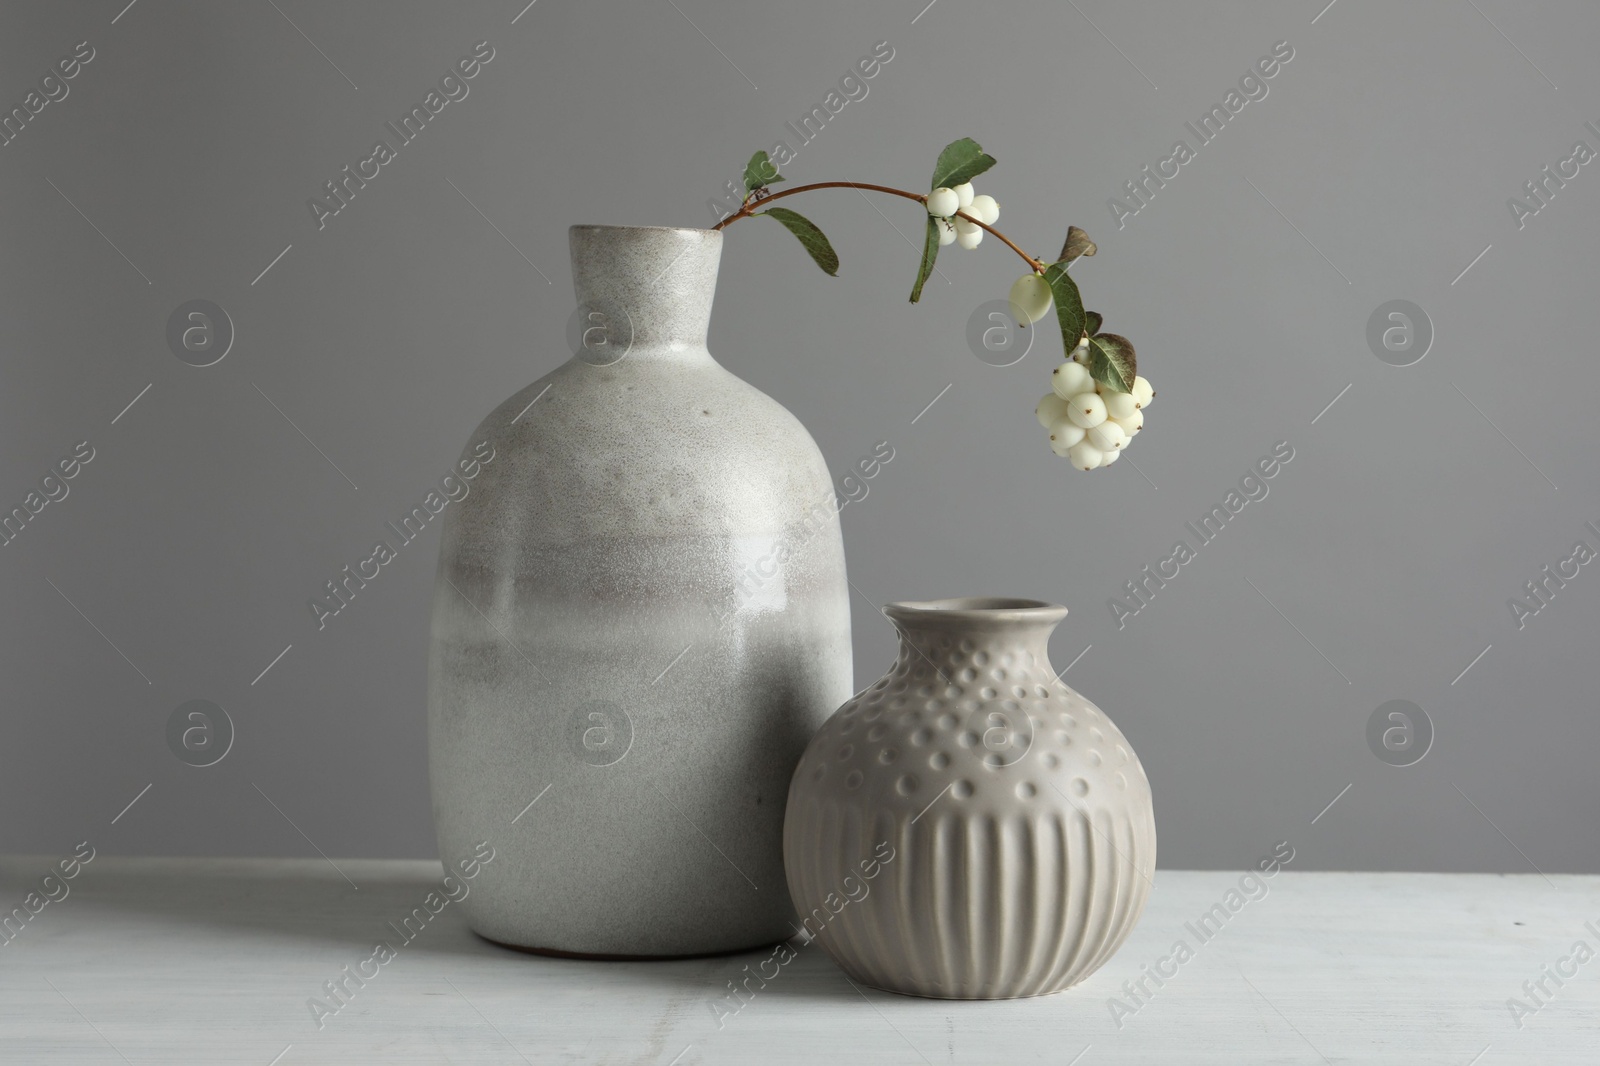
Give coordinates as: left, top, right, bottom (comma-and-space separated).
883, 598, 1067, 667
884, 597, 1068, 626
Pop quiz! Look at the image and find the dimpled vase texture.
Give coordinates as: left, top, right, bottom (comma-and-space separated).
784, 599, 1156, 998
429, 225, 852, 957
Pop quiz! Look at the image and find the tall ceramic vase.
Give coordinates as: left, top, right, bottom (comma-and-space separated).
429, 225, 853, 958
784, 598, 1156, 998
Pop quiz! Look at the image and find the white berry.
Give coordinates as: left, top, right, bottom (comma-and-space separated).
1112, 408, 1143, 435
1009, 274, 1053, 325
968, 194, 999, 226
1132, 376, 1154, 408
926, 187, 959, 217
936, 218, 956, 246
1036, 393, 1071, 428
1100, 446, 1121, 465
1088, 421, 1127, 451
1104, 390, 1140, 421
953, 182, 975, 209
1051, 361, 1093, 399
956, 222, 983, 249
1065, 392, 1107, 429
1067, 440, 1104, 470
1049, 422, 1086, 449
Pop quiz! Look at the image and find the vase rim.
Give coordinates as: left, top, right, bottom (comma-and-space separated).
569, 223, 720, 238
884, 597, 1068, 627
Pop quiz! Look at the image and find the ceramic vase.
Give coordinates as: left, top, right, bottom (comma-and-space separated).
784, 597, 1155, 998
429, 225, 853, 958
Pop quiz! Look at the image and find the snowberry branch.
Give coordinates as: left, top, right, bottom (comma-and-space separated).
711, 181, 1046, 273
711, 138, 1152, 472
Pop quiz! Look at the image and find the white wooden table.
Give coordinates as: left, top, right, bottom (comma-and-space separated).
2, 857, 1595, 1064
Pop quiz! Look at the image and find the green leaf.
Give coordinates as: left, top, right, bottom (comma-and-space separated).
1042, 260, 1086, 356
743, 151, 784, 193
1087, 333, 1137, 393
909, 217, 940, 303
1058, 225, 1097, 263
760, 207, 838, 276
930, 137, 997, 190
1084, 310, 1103, 336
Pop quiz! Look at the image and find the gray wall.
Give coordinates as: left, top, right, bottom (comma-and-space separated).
3, 0, 1597, 873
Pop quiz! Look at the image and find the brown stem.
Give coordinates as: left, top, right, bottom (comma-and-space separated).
713, 181, 1046, 272
951, 209, 1045, 273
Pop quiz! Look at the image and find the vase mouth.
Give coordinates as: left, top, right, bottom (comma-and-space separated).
884, 597, 1068, 627
569, 223, 720, 238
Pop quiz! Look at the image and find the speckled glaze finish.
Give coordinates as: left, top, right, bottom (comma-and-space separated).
429, 225, 852, 958
784, 598, 1156, 999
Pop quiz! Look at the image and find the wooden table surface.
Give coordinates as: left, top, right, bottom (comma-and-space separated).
1, 856, 1595, 1064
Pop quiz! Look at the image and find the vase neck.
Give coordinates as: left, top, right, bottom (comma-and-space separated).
569, 225, 721, 362
885, 598, 1067, 674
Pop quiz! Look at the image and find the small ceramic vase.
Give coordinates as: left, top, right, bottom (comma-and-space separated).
783, 597, 1156, 998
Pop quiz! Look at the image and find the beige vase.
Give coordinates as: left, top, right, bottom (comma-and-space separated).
783, 597, 1156, 998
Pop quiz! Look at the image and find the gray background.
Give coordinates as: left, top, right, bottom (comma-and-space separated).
2, 0, 1596, 873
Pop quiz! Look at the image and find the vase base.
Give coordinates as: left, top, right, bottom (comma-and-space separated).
474, 930, 791, 962
853, 977, 1085, 1001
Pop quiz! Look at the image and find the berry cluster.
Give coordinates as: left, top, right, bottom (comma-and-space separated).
1036, 353, 1154, 471
926, 182, 999, 250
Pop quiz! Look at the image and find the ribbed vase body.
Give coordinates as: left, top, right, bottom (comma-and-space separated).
784, 598, 1154, 997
